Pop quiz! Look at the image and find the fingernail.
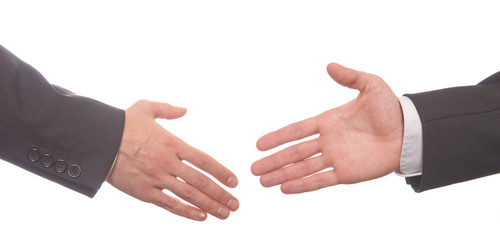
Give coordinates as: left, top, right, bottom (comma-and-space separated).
227, 199, 239, 211
194, 211, 207, 220
227, 176, 237, 187
217, 207, 230, 219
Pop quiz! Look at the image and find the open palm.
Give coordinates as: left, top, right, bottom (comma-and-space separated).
251, 63, 403, 193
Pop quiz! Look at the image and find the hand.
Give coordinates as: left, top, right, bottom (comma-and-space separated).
107, 100, 239, 221
251, 63, 403, 194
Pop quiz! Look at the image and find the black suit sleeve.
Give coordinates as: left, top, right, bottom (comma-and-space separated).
405, 71, 500, 192
0, 45, 125, 197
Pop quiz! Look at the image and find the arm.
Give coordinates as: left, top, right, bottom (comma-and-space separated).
0, 45, 239, 221
405, 71, 500, 192
0, 45, 124, 197
252, 62, 500, 194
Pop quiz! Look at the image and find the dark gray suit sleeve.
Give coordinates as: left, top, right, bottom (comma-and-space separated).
405, 71, 500, 192
0, 45, 125, 197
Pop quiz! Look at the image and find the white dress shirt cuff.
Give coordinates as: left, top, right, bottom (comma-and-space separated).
395, 96, 423, 177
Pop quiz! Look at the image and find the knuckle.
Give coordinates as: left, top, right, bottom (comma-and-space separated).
193, 154, 211, 169
181, 186, 197, 202
140, 189, 158, 204
135, 99, 150, 107
212, 187, 229, 202
301, 161, 312, 176
162, 157, 176, 168
289, 145, 302, 160
203, 200, 221, 214
195, 175, 211, 190
164, 200, 183, 214
161, 156, 181, 170
272, 154, 285, 169
196, 160, 210, 170
292, 124, 304, 136
181, 206, 198, 218
162, 134, 179, 148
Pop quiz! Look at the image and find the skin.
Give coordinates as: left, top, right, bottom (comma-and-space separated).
251, 63, 404, 194
107, 100, 239, 221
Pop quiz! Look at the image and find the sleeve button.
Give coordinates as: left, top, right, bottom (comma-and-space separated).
68, 165, 81, 178
28, 149, 41, 162
55, 160, 67, 173
40, 154, 54, 168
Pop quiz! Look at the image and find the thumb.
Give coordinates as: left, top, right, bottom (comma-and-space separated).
326, 63, 372, 92
148, 101, 187, 120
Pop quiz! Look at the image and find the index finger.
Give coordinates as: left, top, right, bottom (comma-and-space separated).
177, 143, 238, 188
256, 116, 319, 151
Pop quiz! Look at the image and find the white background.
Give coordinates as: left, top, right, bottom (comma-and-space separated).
1, 1, 500, 239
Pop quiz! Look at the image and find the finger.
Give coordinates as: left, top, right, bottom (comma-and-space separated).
149, 189, 208, 221
326, 63, 372, 92
256, 116, 319, 151
163, 177, 233, 220
259, 155, 327, 187
178, 144, 238, 188
251, 139, 320, 176
147, 100, 187, 120
280, 170, 339, 194
177, 163, 239, 211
